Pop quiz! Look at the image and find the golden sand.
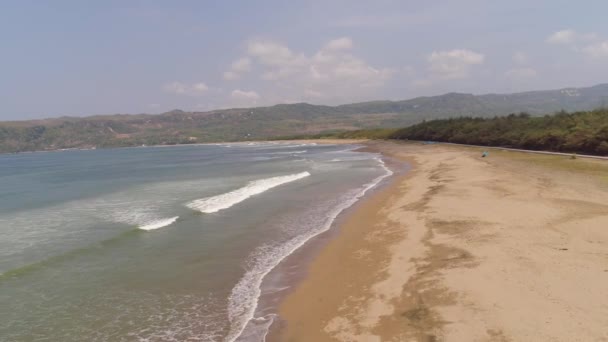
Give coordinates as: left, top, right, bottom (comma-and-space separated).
277, 141, 608, 342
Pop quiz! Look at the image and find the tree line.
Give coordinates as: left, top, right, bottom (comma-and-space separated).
389, 109, 608, 155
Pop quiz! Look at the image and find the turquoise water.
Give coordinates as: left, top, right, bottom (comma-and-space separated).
0, 142, 391, 341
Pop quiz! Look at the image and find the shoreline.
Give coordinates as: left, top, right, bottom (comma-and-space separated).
231, 141, 398, 341
275, 140, 608, 341
258, 150, 408, 342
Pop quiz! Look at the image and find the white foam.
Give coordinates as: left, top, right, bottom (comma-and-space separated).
187, 172, 311, 214
269, 150, 307, 155
281, 143, 316, 148
224, 157, 393, 342
138, 216, 179, 231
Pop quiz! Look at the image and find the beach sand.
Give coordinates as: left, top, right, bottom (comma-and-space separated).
276, 141, 608, 342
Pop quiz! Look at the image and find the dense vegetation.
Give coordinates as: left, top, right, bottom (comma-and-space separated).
390, 109, 608, 155
1, 84, 607, 153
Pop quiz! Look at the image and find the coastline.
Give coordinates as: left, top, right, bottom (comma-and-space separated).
230, 140, 396, 341
274, 140, 608, 341
255, 145, 406, 342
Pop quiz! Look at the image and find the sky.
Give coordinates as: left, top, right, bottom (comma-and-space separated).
1, 0, 607, 120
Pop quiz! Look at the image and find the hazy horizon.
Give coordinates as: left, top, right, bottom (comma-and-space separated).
1, 1, 608, 120
3, 81, 608, 123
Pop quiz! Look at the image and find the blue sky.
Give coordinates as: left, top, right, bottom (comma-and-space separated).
1, 0, 607, 120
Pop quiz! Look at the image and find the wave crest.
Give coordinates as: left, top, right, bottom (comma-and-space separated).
138, 216, 179, 231
187, 172, 311, 214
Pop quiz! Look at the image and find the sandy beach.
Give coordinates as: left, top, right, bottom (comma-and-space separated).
277, 141, 608, 342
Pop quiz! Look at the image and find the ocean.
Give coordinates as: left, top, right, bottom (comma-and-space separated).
0, 142, 392, 341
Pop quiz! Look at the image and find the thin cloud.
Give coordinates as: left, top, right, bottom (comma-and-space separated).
428, 49, 485, 79
324, 37, 353, 51
547, 29, 577, 44
546, 29, 599, 45
223, 58, 252, 80
583, 41, 608, 58
163, 81, 208, 96
231, 89, 260, 102
547, 29, 606, 59
230, 37, 393, 103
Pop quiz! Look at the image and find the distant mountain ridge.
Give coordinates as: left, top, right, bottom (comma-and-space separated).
1, 83, 607, 153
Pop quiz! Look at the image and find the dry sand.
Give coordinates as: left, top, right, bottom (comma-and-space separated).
277, 141, 608, 342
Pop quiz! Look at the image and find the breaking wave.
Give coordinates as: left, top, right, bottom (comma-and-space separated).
138, 216, 179, 231
187, 172, 311, 214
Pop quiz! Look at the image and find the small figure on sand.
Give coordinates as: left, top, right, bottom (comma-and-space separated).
482, 151, 488, 158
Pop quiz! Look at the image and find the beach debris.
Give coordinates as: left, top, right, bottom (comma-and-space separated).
482, 151, 489, 158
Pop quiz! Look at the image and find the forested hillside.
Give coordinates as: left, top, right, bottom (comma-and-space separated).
1, 84, 607, 153
390, 109, 608, 155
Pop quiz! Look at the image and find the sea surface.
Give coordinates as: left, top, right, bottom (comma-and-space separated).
0, 142, 392, 341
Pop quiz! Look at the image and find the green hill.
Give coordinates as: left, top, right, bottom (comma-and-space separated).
1, 83, 608, 153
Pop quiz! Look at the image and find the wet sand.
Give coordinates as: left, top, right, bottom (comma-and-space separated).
277, 140, 608, 341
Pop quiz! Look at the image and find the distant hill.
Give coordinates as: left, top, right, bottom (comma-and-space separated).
1, 83, 607, 153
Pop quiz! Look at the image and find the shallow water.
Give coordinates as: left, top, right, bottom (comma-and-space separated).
0, 142, 389, 341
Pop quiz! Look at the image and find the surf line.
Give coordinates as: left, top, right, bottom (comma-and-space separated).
187, 172, 311, 214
